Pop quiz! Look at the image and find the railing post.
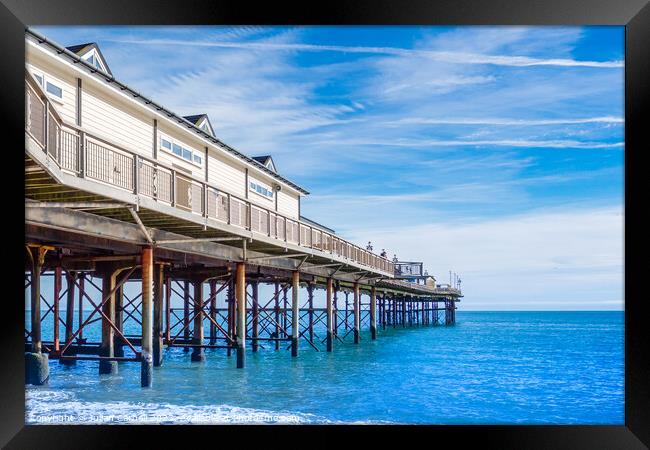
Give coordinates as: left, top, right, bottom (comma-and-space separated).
44, 101, 49, 155
78, 131, 85, 177
133, 154, 139, 195
170, 169, 176, 207
227, 193, 231, 225
203, 184, 208, 218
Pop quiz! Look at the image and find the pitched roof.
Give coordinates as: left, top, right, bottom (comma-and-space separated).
27, 28, 308, 195
252, 155, 277, 173
182, 114, 206, 125
65, 42, 112, 76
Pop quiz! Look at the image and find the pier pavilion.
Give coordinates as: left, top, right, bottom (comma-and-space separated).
24, 28, 462, 387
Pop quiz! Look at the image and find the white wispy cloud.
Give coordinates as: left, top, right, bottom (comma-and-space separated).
344, 205, 624, 310
309, 138, 624, 149
105, 37, 623, 68
389, 116, 625, 126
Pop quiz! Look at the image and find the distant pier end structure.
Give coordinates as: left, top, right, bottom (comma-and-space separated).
23, 29, 462, 387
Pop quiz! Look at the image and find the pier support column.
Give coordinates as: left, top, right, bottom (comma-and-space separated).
191, 279, 205, 362
333, 283, 339, 338
209, 280, 217, 345
61, 271, 77, 365
274, 282, 280, 350
26, 246, 49, 385
183, 280, 190, 352
165, 276, 171, 343
153, 263, 164, 366
291, 271, 299, 357
227, 277, 234, 357
99, 267, 118, 375
353, 283, 360, 344
114, 284, 124, 358
78, 274, 85, 342
370, 286, 377, 340
326, 277, 333, 352
307, 283, 314, 343
140, 246, 153, 387
236, 263, 246, 368
53, 266, 62, 352
252, 281, 259, 352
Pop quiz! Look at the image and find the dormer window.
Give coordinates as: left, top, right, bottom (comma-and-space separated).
182, 114, 215, 137
82, 49, 107, 73
65, 43, 112, 76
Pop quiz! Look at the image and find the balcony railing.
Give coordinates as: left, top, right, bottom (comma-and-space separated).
25, 73, 394, 275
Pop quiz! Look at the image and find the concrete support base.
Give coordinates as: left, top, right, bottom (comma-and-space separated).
191, 348, 206, 362
291, 337, 298, 357
236, 344, 245, 368
141, 352, 153, 388
99, 359, 118, 375
25, 352, 49, 385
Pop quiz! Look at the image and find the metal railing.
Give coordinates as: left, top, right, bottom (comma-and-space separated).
25, 73, 395, 275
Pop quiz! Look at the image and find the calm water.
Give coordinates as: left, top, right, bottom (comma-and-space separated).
25, 311, 624, 424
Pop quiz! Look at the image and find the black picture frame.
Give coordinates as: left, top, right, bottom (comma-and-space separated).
1, 0, 647, 448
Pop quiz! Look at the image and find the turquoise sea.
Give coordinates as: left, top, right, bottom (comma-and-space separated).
25, 311, 624, 424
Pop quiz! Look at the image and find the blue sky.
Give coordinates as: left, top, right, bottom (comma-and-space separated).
33, 26, 624, 310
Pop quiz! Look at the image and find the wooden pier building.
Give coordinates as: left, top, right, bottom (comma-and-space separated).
24, 29, 462, 387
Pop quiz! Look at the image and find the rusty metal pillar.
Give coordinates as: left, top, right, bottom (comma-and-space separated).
209, 279, 217, 345
274, 282, 280, 350
153, 263, 164, 366
307, 282, 314, 343
291, 271, 299, 357
78, 273, 85, 341
183, 280, 190, 352
252, 280, 259, 353
227, 277, 234, 357
99, 267, 118, 375
191, 278, 205, 362
26, 246, 49, 385
140, 246, 153, 387
62, 271, 77, 365
236, 262, 246, 368
381, 293, 386, 330
353, 283, 360, 344
370, 286, 377, 340
165, 275, 171, 342
53, 266, 62, 352
114, 283, 124, 358
333, 283, 339, 338
282, 284, 288, 339
326, 277, 333, 352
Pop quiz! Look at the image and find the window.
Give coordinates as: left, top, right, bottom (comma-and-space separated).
160, 134, 203, 167
82, 49, 107, 73
46, 81, 63, 99
249, 180, 274, 199
30, 70, 64, 102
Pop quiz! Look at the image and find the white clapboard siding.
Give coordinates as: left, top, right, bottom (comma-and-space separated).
277, 189, 299, 219
81, 82, 154, 159
207, 149, 246, 197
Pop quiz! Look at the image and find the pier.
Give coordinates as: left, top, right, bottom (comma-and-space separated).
24, 28, 462, 387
